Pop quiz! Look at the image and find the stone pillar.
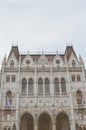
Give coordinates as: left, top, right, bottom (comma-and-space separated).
34, 114, 38, 130
52, 123, 56, 130
34, 60, 37, 105
52, 115, 56, 130
70, 120, 76, 130
34, 122, 38, 130
50, 60, 54, 106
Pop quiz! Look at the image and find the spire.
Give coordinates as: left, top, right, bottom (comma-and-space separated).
79, 54, 84, 65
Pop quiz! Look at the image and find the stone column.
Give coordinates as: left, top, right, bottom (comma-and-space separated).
34, 60, 37, 105
34, 114, 38, 130
52, 115, 56, 130
52, 123, 56, 130
34, 122, 38, 130
65, 55, 76, 130
50, 60, 54, 106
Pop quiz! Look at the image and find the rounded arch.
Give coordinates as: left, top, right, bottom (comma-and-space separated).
38, 112, 52, 130
20, 113, 34, 130
56, 112, 70, 130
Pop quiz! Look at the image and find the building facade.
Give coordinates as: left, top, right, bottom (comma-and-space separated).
0, 45, 86, 130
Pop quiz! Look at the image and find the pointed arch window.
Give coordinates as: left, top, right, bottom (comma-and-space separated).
28, 78, 33, 94
6, 91, 12, 107
38, 78, 43, 94
61, 78, 66, 93
22, 78, 27, 94
72, 60, 76, 67
10, 60, 14, 68
4, 127, 11, 130
76, 90, 83, 106
54, 78, 60, 93
12, 124, 16, 130
45, 78, 50, 94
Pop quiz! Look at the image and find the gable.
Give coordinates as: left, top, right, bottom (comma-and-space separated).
37, 55, 49, 66
68, 52, 80, 67
6, 52, 18, 67
21, 55, 34, 67
53, 54, 65, 67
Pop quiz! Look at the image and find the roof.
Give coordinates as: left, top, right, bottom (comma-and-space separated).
8, 45, 77, 62
65, 46, 77, 60
8, 46, 19, 60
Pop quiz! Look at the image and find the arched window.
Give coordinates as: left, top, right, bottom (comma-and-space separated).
12, 124, 16, 130
54, 78, 60, 94
38, 78, 43, 94
76, 90, 83, 106
61, 78, 66, 93
22, 78, 27, 94
10, 60, 14, 68
72, 60, 76, 67
6, 91, 12, 107
28, 78, 33, 94
45, 78, 50, 94
77, 75, 81, 81
4, 127, 11, 130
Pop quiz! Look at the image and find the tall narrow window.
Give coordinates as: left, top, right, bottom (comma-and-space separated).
54, 78, 60, 94
6, 75, 10, 82
76, 90, 83, 106
72, 60, 76, 67
22, 78, 27, 94
38, 78, 43, 94
10, 60, 14, 68
61, 78, 66, 93
28, 78, 33, 94
11, 75, 16, 82
12, 124, 16, 130
45, 78, 50, 94
71, 75, 75, 82
6, 91, 12, 107
77, 75, 81, 82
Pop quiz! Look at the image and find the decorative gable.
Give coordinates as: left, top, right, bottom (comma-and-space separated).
21, 55, 34, 67
6, 52, 18, 67
53, 54, 65, 67
37, 54, 49, 66
68, 52, 80, 67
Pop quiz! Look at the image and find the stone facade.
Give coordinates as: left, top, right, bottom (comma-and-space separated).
0, 45, 86, 130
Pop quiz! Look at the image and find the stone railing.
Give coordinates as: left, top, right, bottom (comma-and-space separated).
68, 67, 82, 72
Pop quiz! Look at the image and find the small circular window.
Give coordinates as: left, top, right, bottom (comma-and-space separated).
56, 60, 60, 64
26, 60, 30, 64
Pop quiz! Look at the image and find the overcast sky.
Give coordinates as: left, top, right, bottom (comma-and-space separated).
0, 0, 86, 66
